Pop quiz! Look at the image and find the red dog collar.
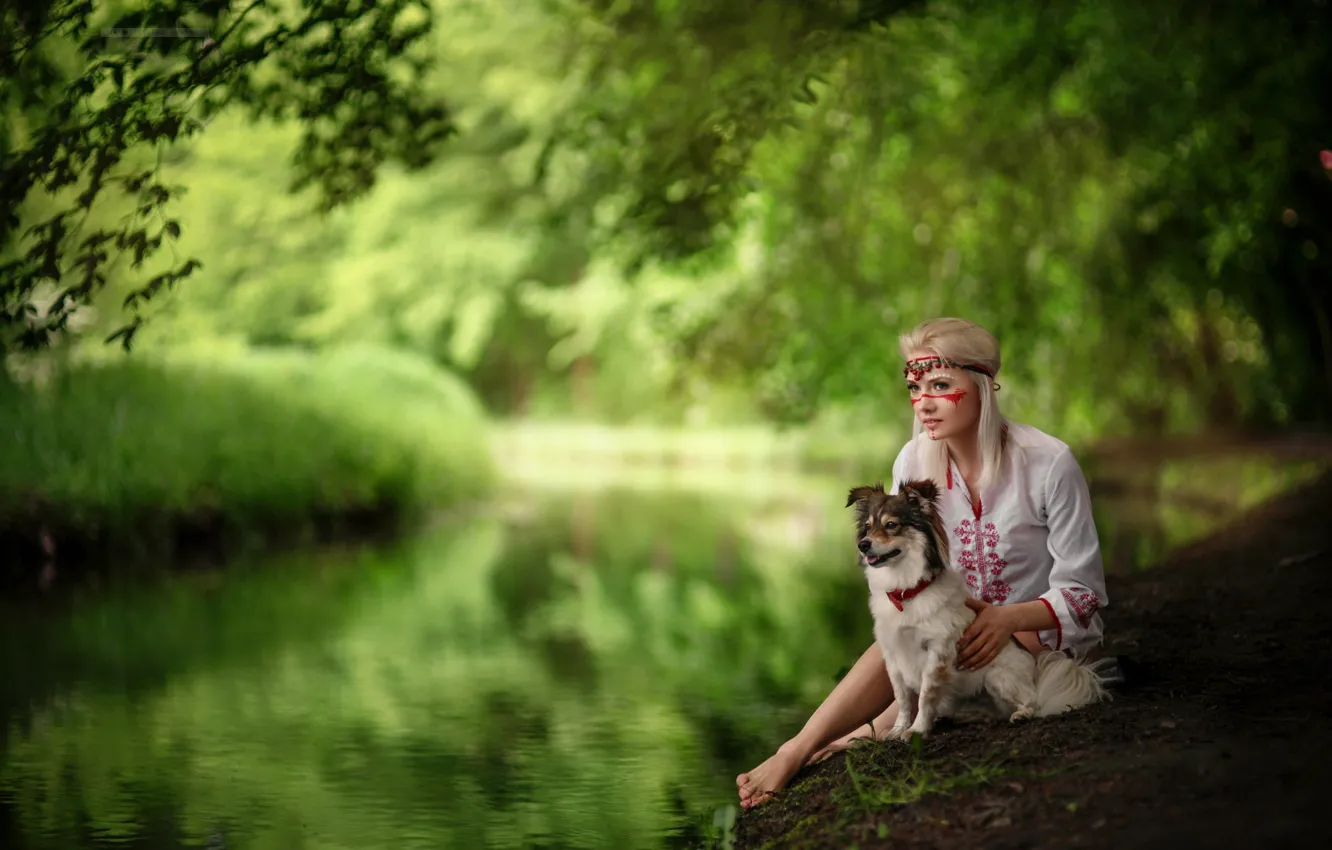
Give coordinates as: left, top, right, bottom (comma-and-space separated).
886, 576, 936, 611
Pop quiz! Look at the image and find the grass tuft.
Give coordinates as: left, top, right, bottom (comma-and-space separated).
0, 345, 494, 567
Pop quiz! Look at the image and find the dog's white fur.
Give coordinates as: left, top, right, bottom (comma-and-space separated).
862, 526, 1109, 740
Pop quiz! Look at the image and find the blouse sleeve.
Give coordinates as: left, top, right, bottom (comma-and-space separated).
1036, 446, 1109, 656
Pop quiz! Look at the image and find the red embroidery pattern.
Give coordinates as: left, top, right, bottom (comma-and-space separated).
952, 518, 1012, 604
1061, 588, 1100, 627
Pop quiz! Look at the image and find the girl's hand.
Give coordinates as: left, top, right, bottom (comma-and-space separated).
956, 598, 1016, 671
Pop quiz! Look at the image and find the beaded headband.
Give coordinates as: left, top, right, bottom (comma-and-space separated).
903, 355, 995, 381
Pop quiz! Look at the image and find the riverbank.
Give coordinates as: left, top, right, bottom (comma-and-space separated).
0, 346, 494, 584
729, 467, 1332, 849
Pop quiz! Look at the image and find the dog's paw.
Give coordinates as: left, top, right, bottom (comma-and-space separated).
886, 725, 912, 741
1008, 706, 1035, 723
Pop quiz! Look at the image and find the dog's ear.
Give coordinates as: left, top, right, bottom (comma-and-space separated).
845, 482, 883, 508
902, 478, 940, 507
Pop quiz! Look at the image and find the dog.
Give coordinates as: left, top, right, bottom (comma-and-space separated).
847, 478, 1109, 740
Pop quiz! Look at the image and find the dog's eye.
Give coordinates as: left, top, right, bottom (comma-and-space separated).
884, 520, 898, 530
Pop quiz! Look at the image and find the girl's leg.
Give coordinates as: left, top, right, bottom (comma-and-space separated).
810, 632, 1048, 763
808, 699, 900, 763
736, 641, 895, 809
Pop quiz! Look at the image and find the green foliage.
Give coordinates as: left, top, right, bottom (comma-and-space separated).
8, 0, 1330, 435
0, 345, 493, 557
1, 0, 452, 353
637, 0, 1332, 432
534, 0, 908, 263
80, 0, 747, 424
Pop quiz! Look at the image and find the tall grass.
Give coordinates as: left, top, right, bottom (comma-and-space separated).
0, 345, 494, 564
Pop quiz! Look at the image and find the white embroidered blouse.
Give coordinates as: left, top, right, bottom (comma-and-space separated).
888, 420, 1108, 658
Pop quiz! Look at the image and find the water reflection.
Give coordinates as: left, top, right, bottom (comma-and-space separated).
0, 488, 866, 850
1085, 454, 1328, 572
1, 455, 1324, 849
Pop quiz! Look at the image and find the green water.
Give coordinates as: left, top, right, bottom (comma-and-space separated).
0, 458, 1324, 849
0, 486, 868, 850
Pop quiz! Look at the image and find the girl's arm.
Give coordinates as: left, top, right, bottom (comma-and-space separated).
1035, 446, 1109, 655
998, 599, 1057, 632
957, 597, 1056, 670
957, 448, 1107, 670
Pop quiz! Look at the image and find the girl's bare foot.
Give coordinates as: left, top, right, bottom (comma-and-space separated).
736, 725, 881, 810
735, 745, 807, 810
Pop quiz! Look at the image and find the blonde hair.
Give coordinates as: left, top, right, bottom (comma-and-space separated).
898, 317, 1006, 493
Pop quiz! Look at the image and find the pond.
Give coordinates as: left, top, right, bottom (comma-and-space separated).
0, 454, 1324, 849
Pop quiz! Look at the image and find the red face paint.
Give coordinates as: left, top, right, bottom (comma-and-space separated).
912, 390, 967, 406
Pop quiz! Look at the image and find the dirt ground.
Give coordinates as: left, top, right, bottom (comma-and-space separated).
732, 469, 1332, 850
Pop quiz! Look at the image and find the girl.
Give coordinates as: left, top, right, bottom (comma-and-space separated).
736, 317, 1109, 810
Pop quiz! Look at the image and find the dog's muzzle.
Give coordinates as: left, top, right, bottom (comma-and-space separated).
862, 547, 902, 567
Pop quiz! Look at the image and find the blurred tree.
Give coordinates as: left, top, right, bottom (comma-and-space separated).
9, 0, 1328, 433
530, 0, 929, 264
1, 0, 453, 353
77, 0, 720, 423
572, 0, 1332, 432
1, 0, 922, 354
